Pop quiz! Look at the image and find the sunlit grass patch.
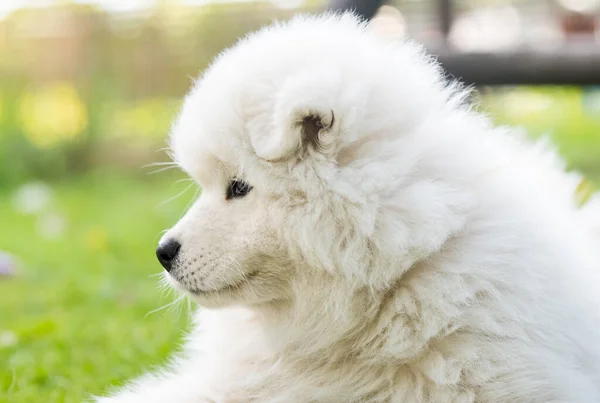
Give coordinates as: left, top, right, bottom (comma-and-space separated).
0, 172, 195, 402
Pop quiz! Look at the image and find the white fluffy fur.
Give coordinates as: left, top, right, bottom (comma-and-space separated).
94, 13, 600, 403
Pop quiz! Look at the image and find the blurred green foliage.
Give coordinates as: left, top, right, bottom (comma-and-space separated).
0, 3, 599, 188
0, 2, 316, 187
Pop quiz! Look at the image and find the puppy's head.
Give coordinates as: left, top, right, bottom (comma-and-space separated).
157, 13, 470, 308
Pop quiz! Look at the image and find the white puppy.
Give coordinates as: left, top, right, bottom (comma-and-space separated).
95, 13, 600, 403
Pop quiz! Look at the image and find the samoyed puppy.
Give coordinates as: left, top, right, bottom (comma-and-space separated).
95, 13, 600, 403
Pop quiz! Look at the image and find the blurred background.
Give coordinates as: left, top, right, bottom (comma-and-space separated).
0, 0, 599, 401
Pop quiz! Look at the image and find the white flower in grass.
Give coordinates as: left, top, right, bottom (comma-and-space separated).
12, 182, 53, 215
0, 330, 18, 348
0, 251, 18, 276
37, 213, 67, 240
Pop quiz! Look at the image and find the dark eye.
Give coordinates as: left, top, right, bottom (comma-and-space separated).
226, 179, 252, 200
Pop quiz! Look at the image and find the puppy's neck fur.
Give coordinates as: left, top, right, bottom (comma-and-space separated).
253, 269, 417, 365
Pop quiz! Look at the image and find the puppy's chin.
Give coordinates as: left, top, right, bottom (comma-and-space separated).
163, 271, 187, 292
163, 269, 262, 308
164, 269, 292, 309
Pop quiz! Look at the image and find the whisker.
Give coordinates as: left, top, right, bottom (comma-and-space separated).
157, 276, 175, 296
158, 182, 195, 207
144, 295, 186, 319
175, 294, 194, 319
186, 296, 194, 318
153, 229, 169, 244
177, 187, 201, 221
143, 161, 179, 168
147, 165, 180, 175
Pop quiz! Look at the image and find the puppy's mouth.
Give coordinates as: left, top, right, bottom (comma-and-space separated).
188, 269, 260, 295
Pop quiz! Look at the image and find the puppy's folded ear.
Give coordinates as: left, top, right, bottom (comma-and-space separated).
250, 68, 340, 162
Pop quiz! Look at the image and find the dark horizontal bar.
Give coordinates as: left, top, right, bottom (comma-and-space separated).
431, 46, 600, 86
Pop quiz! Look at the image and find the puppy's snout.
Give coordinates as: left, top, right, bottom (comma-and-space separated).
156, 239, 181, 272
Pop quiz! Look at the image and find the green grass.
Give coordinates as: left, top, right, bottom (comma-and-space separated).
0, 171, 195, 402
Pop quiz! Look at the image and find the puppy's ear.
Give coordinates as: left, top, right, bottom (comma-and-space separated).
258, 107, 335, 162
250, 69, 339, 162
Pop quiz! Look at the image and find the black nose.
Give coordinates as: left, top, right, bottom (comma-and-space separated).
156, 239, 181, 272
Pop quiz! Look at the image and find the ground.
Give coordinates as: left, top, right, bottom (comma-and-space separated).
0, 171, 192, 402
